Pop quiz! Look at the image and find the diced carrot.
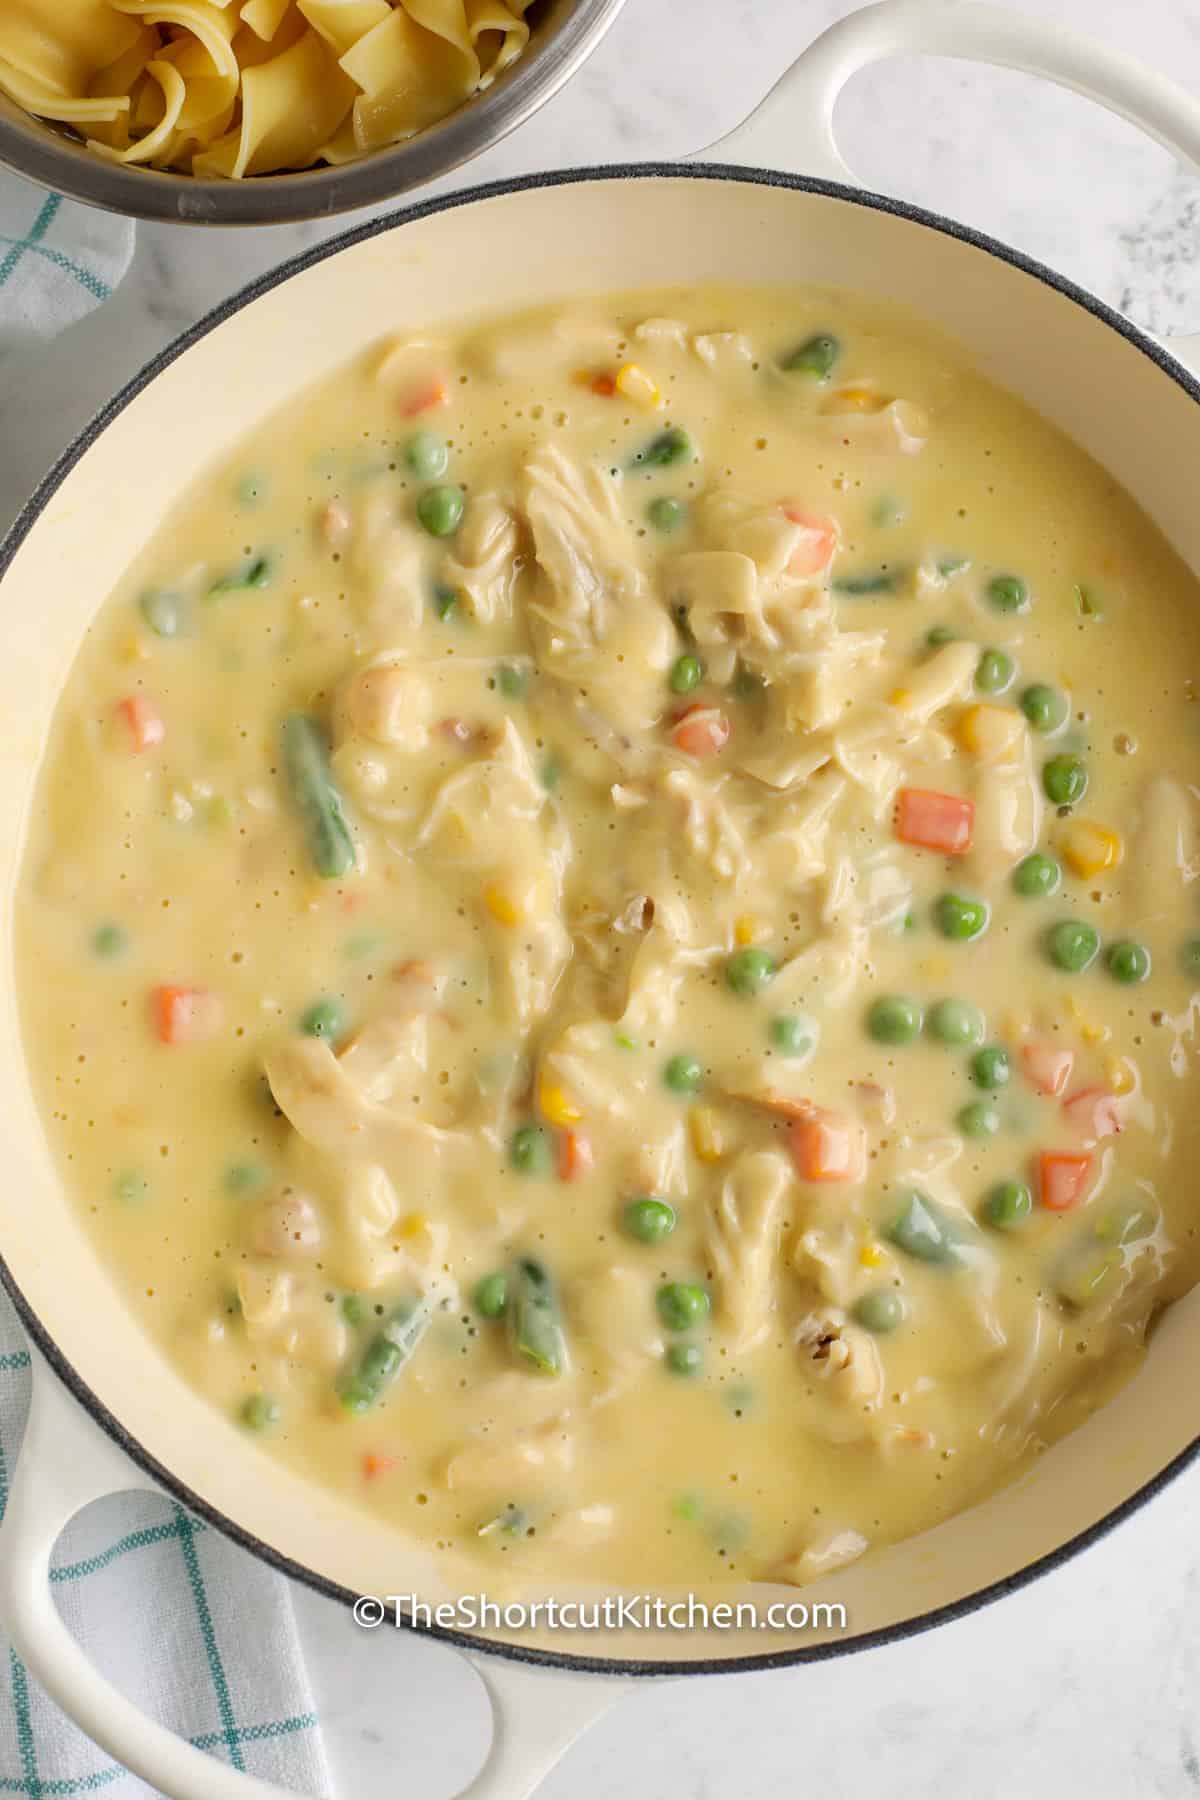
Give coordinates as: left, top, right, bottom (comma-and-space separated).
438, 717, 474, 747
779, 504, 840, 576
153, 985, 223, 1046
401, 376, 448, 417
672, 704, 730, 760
895, 787, 973, 856
1038, 1150, 1093, 1212
1021, 1041, 1075, 1098
787, 1107, 867, 1184
362, 1451, 400, 1480
1062, 1086, 1125, 1141
117, 695, 165, 753
591, 373, 617, 397
558, 1129, 593, 1182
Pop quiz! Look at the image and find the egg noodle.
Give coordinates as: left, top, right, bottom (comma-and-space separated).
0, 0, 536, 176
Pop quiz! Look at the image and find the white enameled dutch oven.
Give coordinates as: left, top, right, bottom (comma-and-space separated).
2, 4, 1200, 1796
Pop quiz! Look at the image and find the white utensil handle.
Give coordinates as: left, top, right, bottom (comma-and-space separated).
699, 0, 1200, 372
0, 1354, 629, 1800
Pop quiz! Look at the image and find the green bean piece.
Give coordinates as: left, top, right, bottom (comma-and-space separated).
477, 1503, 527, 1539
432, 584, 459, 621
281, 713, 357, 880
1045, 919, 1100, 973
725, 947, 776, 996
657, 1282, 711, 1332
509, 1258, 567, 1375
209, 554, 272, 596
1021, 683, 1068, 734
832, 567, 902, 596
985, 574, 1029, 614
731, 664, 764, 700
341, 1293, 366, 1326
926, 625, 956, 649
852, 1291, 905, 1334
1012, 852, 1061, 899
665, 1342, 703, 1377
937, 555, 970, 578
301, 996, 344, 1039
240, 1393, 280, 1431
474, 1271, 509, 1320
339, 1295, 433, 1412
926, 998, 984, 1047
885, 1191, 960, 1265
139, 588, 184, 638
935, 892, 989, 942
867, 994, 923, 1045
983, 1180, 1033, 1230
404, 430, 449, 480
416, 484, 465, 537
975, 648, 1015, 694
1043, 754, 1088, 807
970, 1045, 1011, 1090
1105, 939, 1151, 985
634, 427, 693, 469
647, 496, 687, 533
510, 1124, 554, 1176
623, 1197, 677, 1245
663, 1052, 703, 1095
783, 332, 839, 378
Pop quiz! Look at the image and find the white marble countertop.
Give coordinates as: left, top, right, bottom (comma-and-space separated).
4, 0, 1200, 1794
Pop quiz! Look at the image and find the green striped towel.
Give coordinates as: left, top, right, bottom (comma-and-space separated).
0, 175, 134, 355
0, 1286, 331, 1796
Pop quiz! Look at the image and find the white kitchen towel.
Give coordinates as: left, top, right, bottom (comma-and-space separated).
0, 1283, 332, 1798
0, 170, 134, 355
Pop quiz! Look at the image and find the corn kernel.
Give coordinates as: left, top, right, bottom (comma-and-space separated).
689, 1105, 726, 1163
399, 1211, 429, 1238
956, 704, 1024, 760
734, 914, 766, 947
1106, 1056, 1135, 1096
1058, 819, 1123, 880
614, 362, 662, 408
483, 882, 521, 926
889, 688, 913, 707
121, 633, 151, 664
859, 1242, 885, 1269
538, 1078, 582, 1128
820, 383, 885, 415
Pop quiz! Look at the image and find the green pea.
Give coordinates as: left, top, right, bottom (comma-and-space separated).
663, 1052, 703, 1095
114, 1169, 147, 1205
731, 665, 764, 700
647, 496, 687, 533
341, 1293, 366, 1326
783, 332, 839, 378
665, 1342, 703, 1377
404, 431, 449, 480
885, 1191, 959, 1264
926, 625, 956, 649
656, 1282, 710, 1332
934, 892, 989, 942
852, 1291, 905, 1334
669, 653, 704, 695
623, 1197, 677, 1245
1105, 939, 1151, 985
1046, 919, 1100, 973
1013, 852, 1061, 899
1020, 682, 1068, 734
926, 997, 984, 1047
138, 588, 183, 638
970, 1045, 1011, 1090
725, 947, 776, 996
416, 484, 465, 537
91, 923, 127, 958
975, 648, 1015, 694
510, 1124, 554, 1176
301, 997, 343, 1040
768, 1013, 815, 1057
983, 1180, 1032, 1230
1043, 754, 1088, 806
958, 1099, 1000, 1138
240, 1393, 280, 1432
873, 496, 905, 528
539, 754, 561, 791
474, 1272, 509, 1320
986, 573, 1029, 614
867, 994, 923, 1045
224, 1160, 267, 1196
1181, 937, 1200, 976
635, 427, 693, 468
432, 584, 459, 621
497, 664, 529, 699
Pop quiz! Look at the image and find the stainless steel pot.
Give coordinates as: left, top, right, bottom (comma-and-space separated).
0, 0, 628, 226
1, 4, 1199, 1797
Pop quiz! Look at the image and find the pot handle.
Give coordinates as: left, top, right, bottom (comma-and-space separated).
695, 0, 1200, 372
0, 1353, 631, 1800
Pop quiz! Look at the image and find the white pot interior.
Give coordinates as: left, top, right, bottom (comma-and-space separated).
2, 172, 1197, 1664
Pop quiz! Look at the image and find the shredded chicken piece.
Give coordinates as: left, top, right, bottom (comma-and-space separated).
772, 1527, 869, 1588
439, 494, 522, 625
707, 1150, 793, 1355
